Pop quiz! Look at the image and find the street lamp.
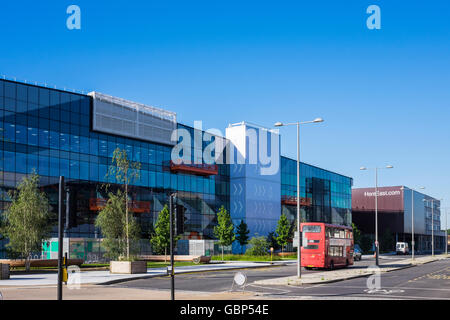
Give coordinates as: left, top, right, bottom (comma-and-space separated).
400, 186, 425, 261
423, 198, 443, 256
360, 165, 394, 266
274, 117, 324, 278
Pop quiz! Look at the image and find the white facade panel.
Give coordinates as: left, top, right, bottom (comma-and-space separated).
89, 91, 177, 146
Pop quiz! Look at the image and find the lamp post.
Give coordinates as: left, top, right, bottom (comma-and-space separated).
400, 186, 425, 261
360, 165, 394, 266
274, 117, 324, 278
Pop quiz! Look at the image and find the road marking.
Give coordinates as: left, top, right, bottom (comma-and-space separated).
364, 288, 405, 294
298, 284, 450, 292
247, 284, 292, 295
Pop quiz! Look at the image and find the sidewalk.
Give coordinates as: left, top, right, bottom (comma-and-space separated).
0, 261, 277, 287
253, 254, 449, 286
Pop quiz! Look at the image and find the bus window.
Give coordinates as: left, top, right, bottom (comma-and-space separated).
303, 225, 321, 233
329, 246, 344, 257
302, 232, 320, 250
333, 229, 340, 238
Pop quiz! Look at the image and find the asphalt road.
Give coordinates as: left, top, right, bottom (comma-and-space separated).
112, 256, 449, 299
264, 258, 450, 300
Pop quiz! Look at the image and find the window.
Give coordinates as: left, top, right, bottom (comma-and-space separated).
49, 157, 59, 177
27, 154, 38, 173
39, 156, 49, 176
328, 246, 344, 257
4, 98, 15, 112
4, 151, 15, 171
50, 91, 60, 106
89, 162, 98, 181
15, 125, 27, 144
5, 123, 15, 142
303, 225, 322, 233
39, 129, 49, 147
37, 89, 48, 106
60, 158, 70, 177
28, 127, 38, 146
26, 87, 38, 104
16, 153, 27, 173
4, 82, 16, 99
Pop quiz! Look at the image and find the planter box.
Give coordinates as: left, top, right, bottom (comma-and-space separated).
0, 263, 10, 280
110, 261, 147, 274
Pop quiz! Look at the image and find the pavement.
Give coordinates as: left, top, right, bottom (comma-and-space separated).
253, 254, 449, 285
0, 261, 281, 286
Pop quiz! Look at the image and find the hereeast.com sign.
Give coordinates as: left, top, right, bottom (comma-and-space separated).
363, 190, 401, 197
352, 186, 404, 212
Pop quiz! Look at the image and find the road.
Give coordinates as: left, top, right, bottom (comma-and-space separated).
112, 256, 450, 300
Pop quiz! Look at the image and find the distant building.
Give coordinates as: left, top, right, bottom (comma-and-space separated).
352, 186, 446, 253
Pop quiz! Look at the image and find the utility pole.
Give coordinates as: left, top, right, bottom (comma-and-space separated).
431, 200, 434, 256
446, 208, 448, 256
375, 168, 379, 266
274, 118, 324, 278
169, 194, 175, 300
360, 165, 393, 266
57, 176, 64, 301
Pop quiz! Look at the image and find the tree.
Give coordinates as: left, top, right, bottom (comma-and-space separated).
266, 232, 280, 251
95, 190, 140, 260
235, 220, 250, 254
275, 214, 290, 252
150, 205, 171, 262
105, 147, 141, 260
352, 223, 361, 246
213, 206, 235, 261
246, 235, 270, 256
380, 228, 395, 253
360, 234, 373, 254
1, 172, 52, 271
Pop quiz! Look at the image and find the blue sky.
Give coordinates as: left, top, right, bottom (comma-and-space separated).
1, 1, 449, 226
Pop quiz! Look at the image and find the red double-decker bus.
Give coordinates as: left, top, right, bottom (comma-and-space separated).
300, 222, 354, 269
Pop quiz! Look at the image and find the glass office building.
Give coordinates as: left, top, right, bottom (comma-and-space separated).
281, 157, 352, 228
0, 78, 352, 258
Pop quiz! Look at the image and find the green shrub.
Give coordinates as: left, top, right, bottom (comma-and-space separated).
246, 236, 270, 256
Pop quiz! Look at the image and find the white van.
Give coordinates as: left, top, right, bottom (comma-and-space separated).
396, 242, 409, 255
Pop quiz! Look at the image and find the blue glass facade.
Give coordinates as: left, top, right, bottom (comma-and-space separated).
0, 79, 229, 258
281, 156, 352, 227
0, 78, 352, 258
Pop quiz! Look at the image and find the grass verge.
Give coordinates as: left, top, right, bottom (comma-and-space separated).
211, 254, 297, 261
